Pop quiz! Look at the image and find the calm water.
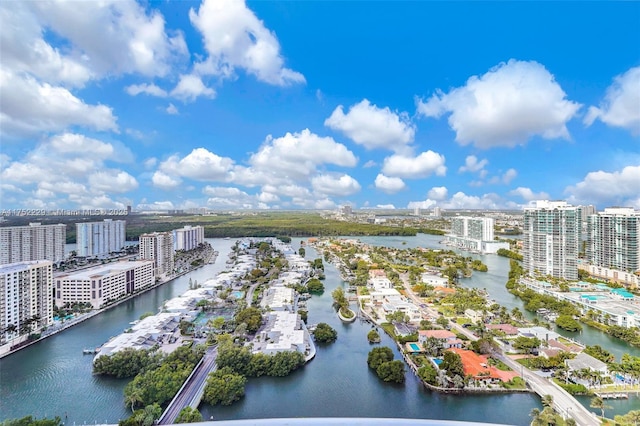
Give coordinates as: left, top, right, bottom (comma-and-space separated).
1, 236, 637, 424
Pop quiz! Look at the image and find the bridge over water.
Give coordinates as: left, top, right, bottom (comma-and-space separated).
158, 345, 219, 425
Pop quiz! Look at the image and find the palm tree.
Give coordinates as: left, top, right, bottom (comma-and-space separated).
590, 396, 611, 419
125, 387, 144, 412
541, 394, 554, 409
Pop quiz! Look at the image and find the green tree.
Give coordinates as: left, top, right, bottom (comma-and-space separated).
93, 348, 160, 378
541, 394, 553, 409
203, 367, 247, 406
376, 360, 405, 383
555, 315, 582, 332
1, 416, 63, 426
440, 351, 464, 377
417, 363, 438, 384
235, 307, 263, 333
210, 316, 226, 331
614, 410, 640, 426
583, 345, 614, 364
119, 404, 162, 426
175, 407, 203, 423
298, 247, 306, 257
306, 278, 324, 293
331, 287, 348, 310
590, 396, 611, 419
512, 336, 541, 354
436, 316, 450, 329
367, 346, 394, 370
367, 329, 381, 343
313, 323, 337, 343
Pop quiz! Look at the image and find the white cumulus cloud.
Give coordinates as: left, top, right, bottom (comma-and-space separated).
126, 83, 168, 97
160, 148, 235, 181
565, 165, 640, 207
325, 99, 415, 151
427, 186, 448, 201
152, 171, 181, 190
382, 151, 446, 178
189, 0, 304, 87
509, 187, 550, 202
584, 66, 640, 135
171, 74, 216, 102
374, 174, 406, 194
0, 70, 118, 137
416, 59, 581, 148
459, 155, 488, 173
311, 173, 361, 197
22, 0, 188, 79
244, 129, 357, 182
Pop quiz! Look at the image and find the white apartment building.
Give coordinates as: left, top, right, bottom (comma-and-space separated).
76, 219, 126, 257
444, 216, 508, 254
0, 261, 53, 345
586, 208, 639, 273
172, 225, 205, 251
523, 200, 580, 280
0, 223, 66, 265
139, 232, 174, 276
54, 260, 154, 308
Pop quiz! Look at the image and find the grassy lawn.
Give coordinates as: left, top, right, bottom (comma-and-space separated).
502, 376, 526, 389
455, 317, 472, 325
488, 357, 512, 371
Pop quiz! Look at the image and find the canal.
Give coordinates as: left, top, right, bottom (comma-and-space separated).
1, 235, 637, 424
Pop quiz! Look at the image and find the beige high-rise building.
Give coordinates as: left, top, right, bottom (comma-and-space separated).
139, 232, 174, 276
0, 260, 53, 345
55, 261, 154, 308
0, 223, 66, 265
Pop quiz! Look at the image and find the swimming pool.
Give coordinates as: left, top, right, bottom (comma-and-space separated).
432, 358, 443, 366
231, 290, 245, 299
409, 343, 421, 351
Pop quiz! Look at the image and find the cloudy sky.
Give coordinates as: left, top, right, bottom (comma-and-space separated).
1, 1, 639, 212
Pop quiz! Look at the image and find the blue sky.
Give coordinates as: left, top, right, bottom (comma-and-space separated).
1, 1, 639, 212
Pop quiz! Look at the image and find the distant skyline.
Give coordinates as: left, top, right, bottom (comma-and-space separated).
1, 1, 639, 212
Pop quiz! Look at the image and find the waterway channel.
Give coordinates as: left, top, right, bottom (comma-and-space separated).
1, 235, 637, 424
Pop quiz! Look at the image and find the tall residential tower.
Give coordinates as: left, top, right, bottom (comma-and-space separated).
0, 223, 66, 265
76, 219, 126, 257
0, 260, 54, 345
139, 232, 174, 277
523, 201, 580, 280
172, 225, 205, 251
583, 208, 640, 286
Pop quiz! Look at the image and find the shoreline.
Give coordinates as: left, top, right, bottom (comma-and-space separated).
356, 280, 532, 396
0, 249, 217, 360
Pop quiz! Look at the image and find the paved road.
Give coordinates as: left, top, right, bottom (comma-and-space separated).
398, 273, 599, 426
158, 345, 218, 425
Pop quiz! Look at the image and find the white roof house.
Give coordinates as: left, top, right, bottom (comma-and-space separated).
566, 352, 608, 374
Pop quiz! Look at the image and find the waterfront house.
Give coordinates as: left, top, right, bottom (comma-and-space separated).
418, 329, 463, 349
368, 269, 393, 290
447, 348, 510, 386
565, 352, 608, 375
486, 324, 518, 336
421, 273, 449, 287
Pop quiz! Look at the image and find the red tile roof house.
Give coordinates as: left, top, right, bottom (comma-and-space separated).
448, 348, 518, 387
418, 329, 464, 349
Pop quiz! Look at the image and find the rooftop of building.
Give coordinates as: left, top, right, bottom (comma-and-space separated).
419, 329, 456, 339
0, 260, 53, 273
55, 260, 153, 279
